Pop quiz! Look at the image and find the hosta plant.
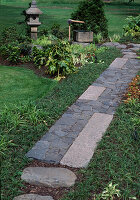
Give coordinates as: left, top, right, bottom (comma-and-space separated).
123, 15, 140, 39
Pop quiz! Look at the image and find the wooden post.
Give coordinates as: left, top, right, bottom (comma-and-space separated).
68, 19, 85, 42
69, 24, 71, 41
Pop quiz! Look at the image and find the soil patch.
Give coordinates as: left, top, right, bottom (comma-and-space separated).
0, 57, 51, 79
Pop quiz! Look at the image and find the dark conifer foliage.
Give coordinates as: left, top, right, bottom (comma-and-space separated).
71, 0, 108, 38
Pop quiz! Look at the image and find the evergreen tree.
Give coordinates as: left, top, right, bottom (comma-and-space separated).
71, 0, 108, 38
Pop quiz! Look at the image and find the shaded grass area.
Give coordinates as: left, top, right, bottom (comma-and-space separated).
0, 65, 58, 110
62, 100, 140, 200
0, 48, 121, 200
0, 1, 140, 36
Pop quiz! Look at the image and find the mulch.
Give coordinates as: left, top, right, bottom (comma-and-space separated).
0, 57, 51, 78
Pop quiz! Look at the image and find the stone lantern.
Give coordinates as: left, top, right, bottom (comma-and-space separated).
26, 0, 43, 40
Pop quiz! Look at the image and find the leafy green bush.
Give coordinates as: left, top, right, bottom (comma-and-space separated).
71, 0, 108, 38
0, 26, 19, 45
33, 35, 53, 47
71, 43, 97, 66
0, 26, 31, 45
123, 15, 140, 39
32, 40, 76, 77
0, 42, 31, 64
50, 23, 68, 39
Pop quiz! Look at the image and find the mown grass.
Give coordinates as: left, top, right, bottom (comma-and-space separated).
0, 65, 58, 110
0, 47, 121, 200
0, 1, 140, 36
62, 99, 140, 200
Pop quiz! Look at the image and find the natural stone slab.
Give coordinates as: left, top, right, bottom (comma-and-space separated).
14, 194, 54, 200
128, 43, 140, 48
21, 167, 77, 188
121, 49, 132, 52
129, 47, 140, 51
102, 42, 119, 47
109, 58, 128, 69
123, 54, 138, 59
61, 113, 113, 168
116, 44, 127, 49
122, 52, 136, 55
79, 86, 106, 100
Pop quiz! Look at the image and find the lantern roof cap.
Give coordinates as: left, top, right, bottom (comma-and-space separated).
26, 0, 43, 15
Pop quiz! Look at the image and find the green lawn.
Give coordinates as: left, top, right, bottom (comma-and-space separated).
0, 0, 140, 36
0, 65, 58, 109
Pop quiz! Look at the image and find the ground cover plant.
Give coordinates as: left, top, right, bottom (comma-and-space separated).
0, 47, 121, 200
61, 74, 140, 200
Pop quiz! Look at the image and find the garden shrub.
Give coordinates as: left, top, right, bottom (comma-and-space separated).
123, 15, 140, 39
0, 26, 19, 45
0, 26, 31, 45
0, 41, 31, 64
71, 0, 108, 38
50, 23, 68, 39
33, 35, 54, 47
71, 43, 97, 66
32, 40, 76, 77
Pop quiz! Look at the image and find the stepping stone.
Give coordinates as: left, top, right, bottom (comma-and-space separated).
102, 42, 118, 47
122, 52, 136, 55
109, 58, 128, 69
79, 86, 106, 100
129, 47, 140, 52
128, 43, 140, 48
14, 194, 54, 200
121, 49, 132, 52
123, 54, 138, 59
21, 167, 77, 188
116, 44, 127, 49
61, 113, 113, 168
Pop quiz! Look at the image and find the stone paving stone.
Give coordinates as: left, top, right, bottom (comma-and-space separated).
79, 85, 106, 100
109, 58, 128, 69
128, 43, 140, 48
116, 44, 127, 49
21, 167, 77, 188
102, 42, 120, 47
122, 52, 137, 55
14, 194, 54, 200
60, 113, 113, 168
129, 47, 140, 51
26, 141, 51, 161
121, 49, 132, 52
123, 54, 138, 59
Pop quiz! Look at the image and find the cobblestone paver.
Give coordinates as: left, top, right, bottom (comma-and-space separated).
26, 43, 140, 165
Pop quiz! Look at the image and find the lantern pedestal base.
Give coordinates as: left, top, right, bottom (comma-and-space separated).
31, 27, 38, 40
31, 32, 37, 40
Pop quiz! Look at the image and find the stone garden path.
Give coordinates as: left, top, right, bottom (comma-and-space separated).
14, 43, 140, 200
